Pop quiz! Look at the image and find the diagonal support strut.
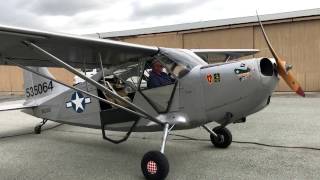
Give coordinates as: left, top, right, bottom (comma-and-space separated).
5, 58, 146, 118
22, 41, 164, 125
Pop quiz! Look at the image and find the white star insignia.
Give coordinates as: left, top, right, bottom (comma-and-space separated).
71, 92, 84, 112
66, 92, 91, 113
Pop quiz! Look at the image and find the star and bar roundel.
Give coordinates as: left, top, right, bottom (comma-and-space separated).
66, 92, 91, 113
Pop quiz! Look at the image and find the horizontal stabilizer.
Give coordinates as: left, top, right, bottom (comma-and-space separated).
0, 99, 36, 111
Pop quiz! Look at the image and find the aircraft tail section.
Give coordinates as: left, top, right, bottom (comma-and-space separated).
23, 67, 68, 104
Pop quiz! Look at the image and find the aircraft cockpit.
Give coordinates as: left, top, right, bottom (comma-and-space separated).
96, 48, 207, 113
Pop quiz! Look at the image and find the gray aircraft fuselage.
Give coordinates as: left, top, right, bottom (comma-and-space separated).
23, 48, 279, 132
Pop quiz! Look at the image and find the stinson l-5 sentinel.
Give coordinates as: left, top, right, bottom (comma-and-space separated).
0, 16, 304, 180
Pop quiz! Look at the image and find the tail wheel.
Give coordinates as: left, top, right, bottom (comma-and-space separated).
210, 127, 232, 148
34, 125, 41, 134
141, 151, 169, 180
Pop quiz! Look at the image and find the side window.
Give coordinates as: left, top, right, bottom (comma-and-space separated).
139, 62, 152, 90
106, 61, 145, 102
160, 57, 190, 78
139, 59, 177, 113
141, 59, 175, 90
98, 60, 146, 111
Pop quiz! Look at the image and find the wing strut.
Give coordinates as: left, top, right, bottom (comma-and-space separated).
22, 41, 164, 125
97, 52, 119, 98
98, 52, 108, 87
5, 58, 146, 118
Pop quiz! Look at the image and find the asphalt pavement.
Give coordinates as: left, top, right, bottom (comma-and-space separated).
0, 94, 320, 180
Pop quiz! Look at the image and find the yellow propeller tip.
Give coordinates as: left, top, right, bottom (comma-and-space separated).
296, 87, 305, 97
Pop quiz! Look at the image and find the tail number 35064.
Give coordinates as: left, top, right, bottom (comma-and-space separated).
25, 81, 54, 97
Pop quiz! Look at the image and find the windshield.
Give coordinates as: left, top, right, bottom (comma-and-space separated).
159, 48, 207, 70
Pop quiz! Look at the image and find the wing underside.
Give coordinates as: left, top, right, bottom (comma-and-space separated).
0, 25, 159, 68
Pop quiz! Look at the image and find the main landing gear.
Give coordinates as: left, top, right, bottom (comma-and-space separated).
141, 123, 170, 180
202, 125, 232, 148
140, 124, 231, 180
34, 119, 48, 134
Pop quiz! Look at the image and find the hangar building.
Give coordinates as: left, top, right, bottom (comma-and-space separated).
1, 8, 320, 95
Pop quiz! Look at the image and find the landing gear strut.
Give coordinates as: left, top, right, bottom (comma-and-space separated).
202, 125, 232, 148
141, 123, 170, 180
34, 119, 48, 134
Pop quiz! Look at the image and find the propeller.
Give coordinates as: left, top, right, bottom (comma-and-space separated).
256, 13, 305, 97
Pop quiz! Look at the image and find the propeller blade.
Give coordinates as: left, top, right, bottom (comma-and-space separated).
256, 13, 305, 97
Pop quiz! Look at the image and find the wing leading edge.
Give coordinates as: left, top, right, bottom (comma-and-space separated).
192, 49, 259, 62
0, 25, 159, 68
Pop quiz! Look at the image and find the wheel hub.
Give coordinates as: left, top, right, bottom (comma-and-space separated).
218, 135, 225, 143
147, 161, 158, 174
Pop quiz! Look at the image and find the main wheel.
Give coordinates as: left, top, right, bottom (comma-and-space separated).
210, 126, 232, 148
141, 151, 169, 180
34, 125, 41, 134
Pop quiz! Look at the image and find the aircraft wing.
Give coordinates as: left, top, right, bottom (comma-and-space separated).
0, 25, 159, 68
0, 99, 35, 111
191, 49, 259, 62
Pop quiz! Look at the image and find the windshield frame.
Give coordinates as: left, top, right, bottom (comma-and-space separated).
159, 48, 208, 71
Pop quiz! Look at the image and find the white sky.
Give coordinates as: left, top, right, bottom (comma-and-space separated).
1, 0, 320, 35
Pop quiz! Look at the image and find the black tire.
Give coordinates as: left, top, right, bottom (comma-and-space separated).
34, 125, 41, 134
210, 127, 232, 148
141, 151, 169, 180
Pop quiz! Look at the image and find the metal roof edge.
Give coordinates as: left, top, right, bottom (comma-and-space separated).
85, 8, 320, 38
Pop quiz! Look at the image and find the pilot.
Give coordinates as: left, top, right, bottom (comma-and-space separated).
147, 60, 175, 88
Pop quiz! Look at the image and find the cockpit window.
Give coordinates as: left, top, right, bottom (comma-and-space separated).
157, 55, 190, 78
159, 48, 207, 72
138, 58, 177, 113
140, 59, 176, 90
113, 61, 145, 91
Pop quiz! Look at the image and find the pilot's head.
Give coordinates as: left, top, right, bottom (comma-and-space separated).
152, 60, 164, 74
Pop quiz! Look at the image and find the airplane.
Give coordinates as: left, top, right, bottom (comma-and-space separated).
0, 15, 305, 180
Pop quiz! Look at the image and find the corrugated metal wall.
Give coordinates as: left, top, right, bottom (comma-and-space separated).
0, 67, 74, 95
1, 17, 320, 94
123, 18, 320, 91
